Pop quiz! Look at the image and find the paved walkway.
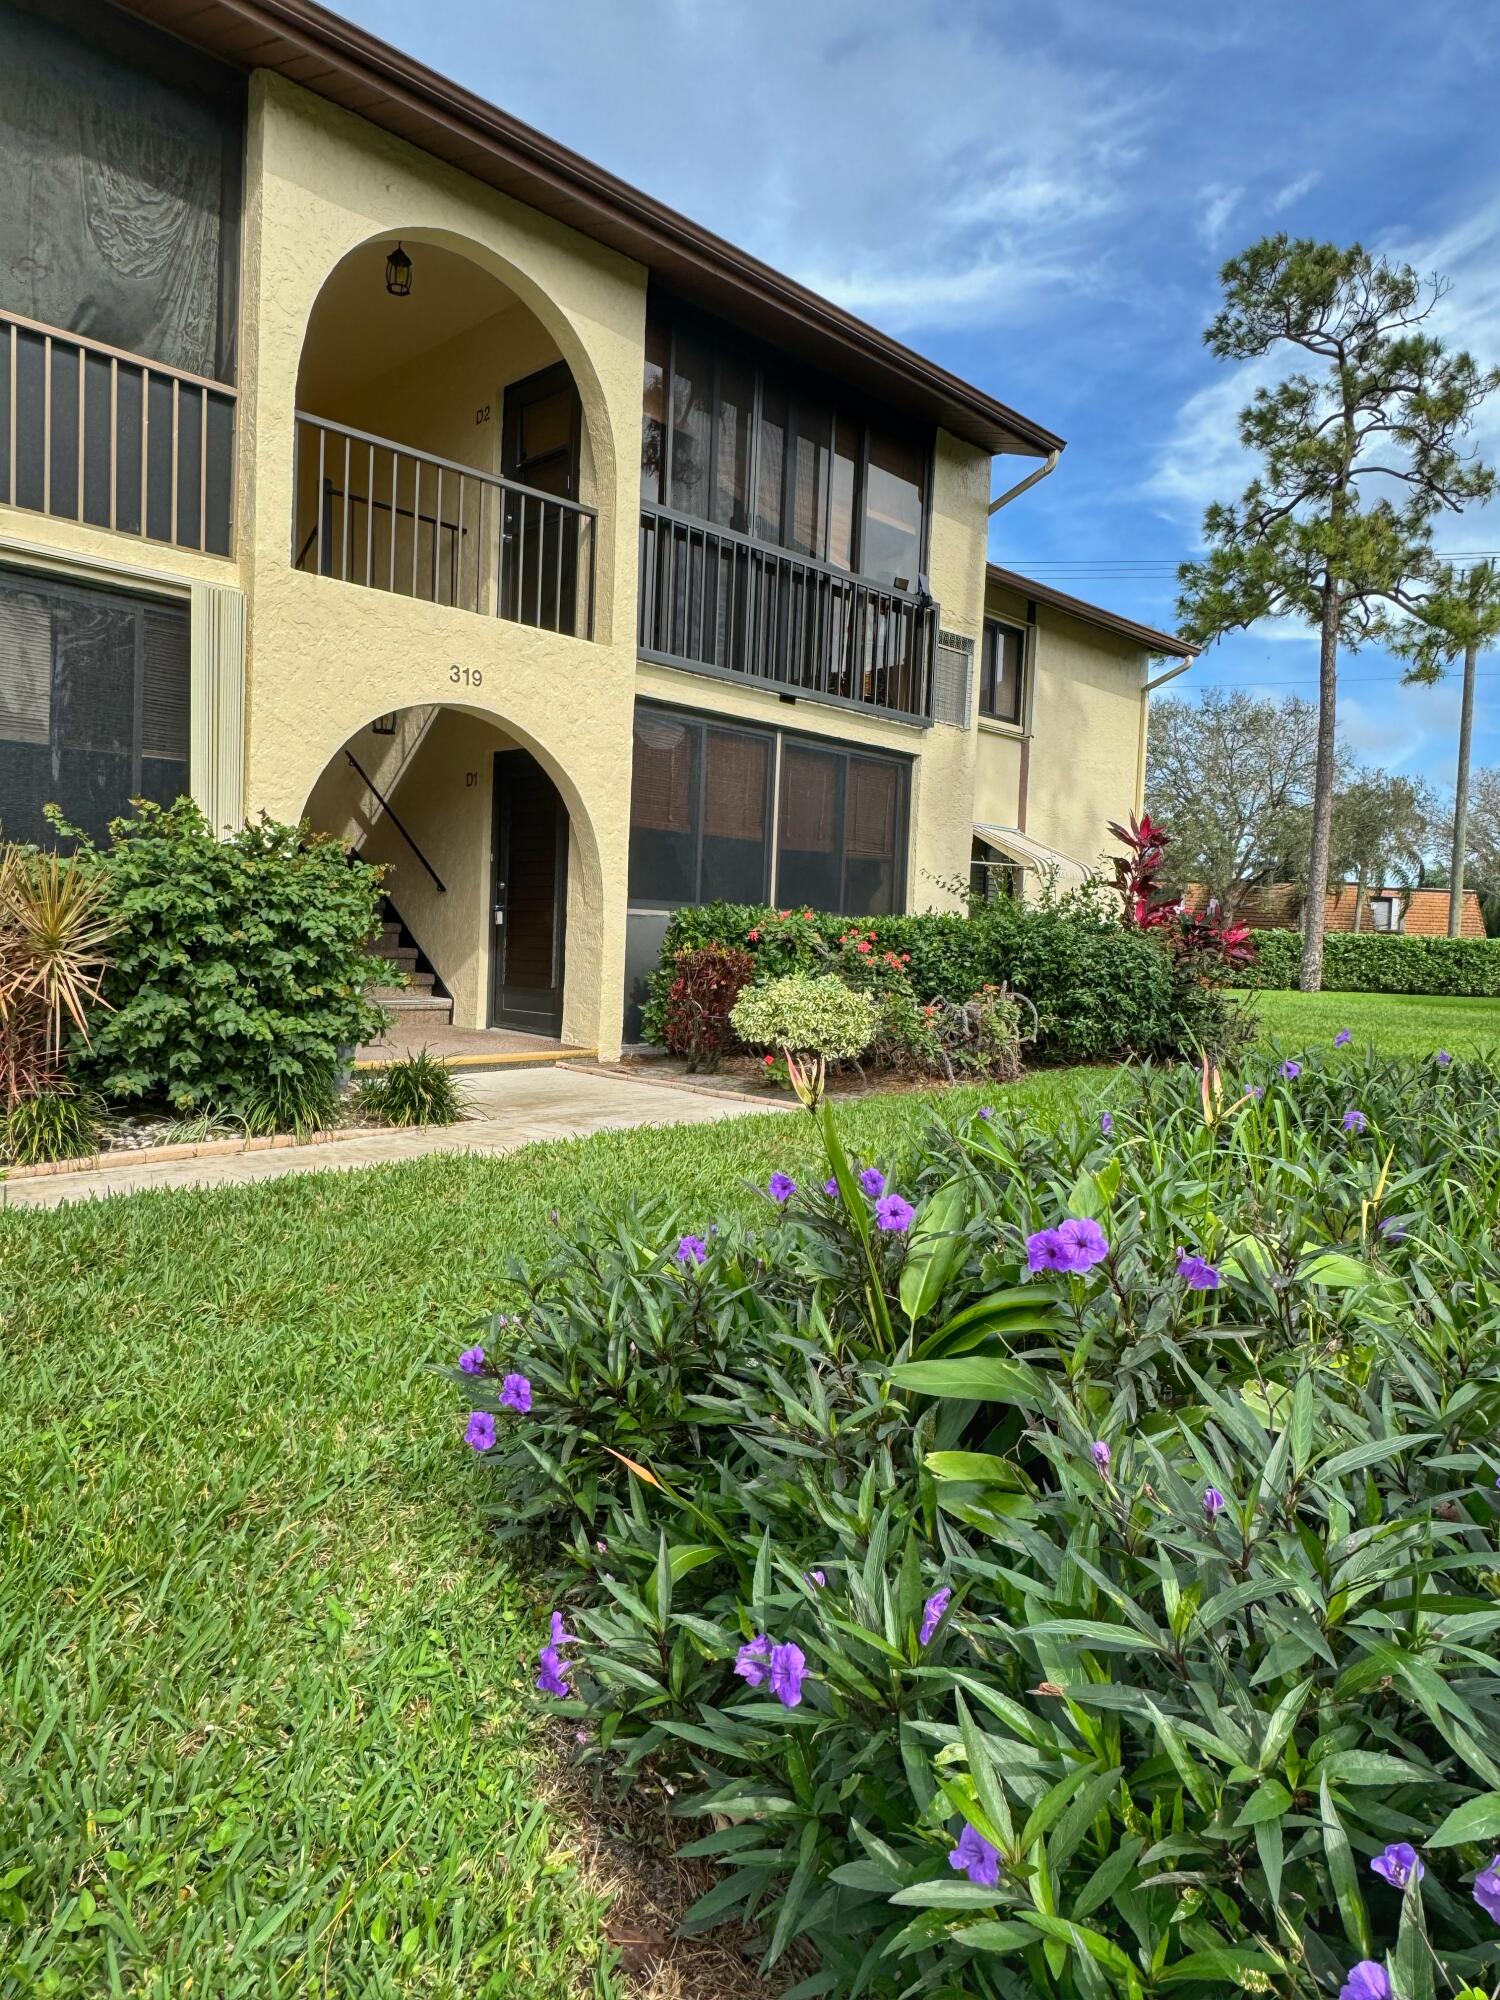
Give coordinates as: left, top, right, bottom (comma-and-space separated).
1, 1067, 786, 1211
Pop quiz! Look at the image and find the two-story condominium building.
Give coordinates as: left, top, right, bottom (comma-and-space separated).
0, 0, 1195, 1057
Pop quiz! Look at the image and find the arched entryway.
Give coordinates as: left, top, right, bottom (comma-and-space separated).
301, 701, 603, 1048
292, 235, 600, 639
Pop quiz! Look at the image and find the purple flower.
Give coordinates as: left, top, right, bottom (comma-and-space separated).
734, 1634, 771, 1688
1090, 1440, 1111, 1474
1437, 1049, 1453, 1067
1334, 1029, 1353, 1047
1379, 1219, 1408, 1244
859, 1167, 887, 1198
919, 1587, 952, 1645
1280, 1060, 1301, 1081
947, 1823, 1002, 1889
675, 1233, 708, 1266
1474, 1857, 1500, 1922
1370, 1843, 1423, 1890
1248, 1084, 1264, 1101
1099, 1112, 1114, 1136
550, 1609, 576, 1649
499, 1373, 532, 1414
1177, 1250, 1221, 1291
1056, 1217, 1109, 1273
768, 1171, 796, 1203
1339, 1964, 1391, 2000
535, 1644, 571, 1697
465, 1410, 495, 1452
1027, 1228, 1071, 1274
823, 1177, 839, 1197
1203, 1486, 1227, 1520
769, 1642, 807, 1708
458, 1345, 486, 1374
805, 1569, 827, 1588
875, 1194, 914, 1233
977, 1107, 993, 1121
1343, 1107, 1367, 1133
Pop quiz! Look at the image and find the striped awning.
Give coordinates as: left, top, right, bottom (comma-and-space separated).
973, 823, 1091, 891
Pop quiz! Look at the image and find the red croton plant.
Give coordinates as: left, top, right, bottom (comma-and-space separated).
1107, 811, 1256, 977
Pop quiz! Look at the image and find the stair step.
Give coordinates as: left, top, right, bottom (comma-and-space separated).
373, 942, 419, 970
373, 993, 454, 1022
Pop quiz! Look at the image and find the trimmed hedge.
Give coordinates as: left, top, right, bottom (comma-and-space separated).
1230, 928, 1500, 995
643, 901, 1182, 1063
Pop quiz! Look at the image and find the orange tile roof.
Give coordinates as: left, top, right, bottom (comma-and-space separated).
1181, 883, 1487, 939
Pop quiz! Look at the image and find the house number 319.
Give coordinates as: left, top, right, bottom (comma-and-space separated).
449, 665, 483, 687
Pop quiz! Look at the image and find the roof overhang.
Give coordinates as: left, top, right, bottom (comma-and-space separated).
987, 565, 1197, 658
974, 824, 1091, 890
111, 0, 1065, 461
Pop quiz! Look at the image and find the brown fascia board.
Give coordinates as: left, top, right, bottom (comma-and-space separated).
111, 0, 1065, 463
987, 564, 1199, 658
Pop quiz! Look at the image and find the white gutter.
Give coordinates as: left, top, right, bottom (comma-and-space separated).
988, 449, 1059, 515
1135, 657, 1195, 810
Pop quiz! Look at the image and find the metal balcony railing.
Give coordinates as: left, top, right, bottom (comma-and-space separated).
293, 413, 597, 640
0, 309, 236, 556
638, 503, 937, 722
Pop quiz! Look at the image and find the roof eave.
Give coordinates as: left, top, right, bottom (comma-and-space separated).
986, 563, 1198, 658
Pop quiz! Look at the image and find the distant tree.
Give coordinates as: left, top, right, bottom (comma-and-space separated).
1177, 236, 1497, 990
1327, 768, 1438, 927
1382, 560, 1500, 934
1458, 765, 1500, 893
1145, 689, 1322, 917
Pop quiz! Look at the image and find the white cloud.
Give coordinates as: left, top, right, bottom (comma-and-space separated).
1198, 182, 1243, 249
1269, 169, 1321, 214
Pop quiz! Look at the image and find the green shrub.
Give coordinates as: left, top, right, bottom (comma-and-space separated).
448, 1044, 1500, 1997
1, 1082, 104, 1165
661, 943, 757, 1071
1231, 929, 1500, 994
71, 800, 389, 1116
643, 902, 1181, 1064
237, 1056, 341, 1138
355, 1049, 465, 1127
730, 972, 877, 1062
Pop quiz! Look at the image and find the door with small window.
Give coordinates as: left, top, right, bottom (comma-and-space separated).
500, 363, 582, 632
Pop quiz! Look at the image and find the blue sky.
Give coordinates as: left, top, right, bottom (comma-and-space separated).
340, 0, 1500, 796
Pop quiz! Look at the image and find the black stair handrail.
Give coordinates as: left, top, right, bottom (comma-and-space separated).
346, 750, 446, 893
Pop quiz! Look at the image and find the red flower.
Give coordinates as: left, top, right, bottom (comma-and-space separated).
747, 928, 760, 941
856, 940, 872, 954
763, 1053, 775, 1067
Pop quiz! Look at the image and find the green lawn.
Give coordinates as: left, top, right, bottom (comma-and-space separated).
1245, 985, 1500, 1056
0, 1075, 1095, 1998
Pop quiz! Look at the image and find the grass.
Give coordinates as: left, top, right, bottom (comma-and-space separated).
0, 1074, 1096, 1998
1246, 985, 1500, 1057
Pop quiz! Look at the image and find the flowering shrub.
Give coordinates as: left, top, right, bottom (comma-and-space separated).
660, 943, 757, 1071
447, 1041, 1500, 1997
730, 972, 877, 1064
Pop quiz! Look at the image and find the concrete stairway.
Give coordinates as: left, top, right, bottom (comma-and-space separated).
368, 914, 453, 1034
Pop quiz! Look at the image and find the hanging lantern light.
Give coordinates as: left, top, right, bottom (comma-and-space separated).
385, 243, 413, 297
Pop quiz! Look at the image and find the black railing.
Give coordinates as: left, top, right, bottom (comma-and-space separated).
638, 504, 937, 722
345, 750, 446, 893
0, 309, 236, 556
293, 413, 596, 639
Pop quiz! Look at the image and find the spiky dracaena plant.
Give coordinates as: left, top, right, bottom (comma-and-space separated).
0, 847, 117, 1109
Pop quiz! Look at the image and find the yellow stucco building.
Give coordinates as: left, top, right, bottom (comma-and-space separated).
0, 0, 1194, 1058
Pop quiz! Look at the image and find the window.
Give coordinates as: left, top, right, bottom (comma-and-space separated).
970, 837, 1021, 904
1370, 895, 1401, 933
979, 619, 1025, 724
628, 702, 908, 914
0, 564, 190, 847
642, 301, 930, 587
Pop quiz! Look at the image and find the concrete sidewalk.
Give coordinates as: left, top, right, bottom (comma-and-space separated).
1, 1067, 786, 1210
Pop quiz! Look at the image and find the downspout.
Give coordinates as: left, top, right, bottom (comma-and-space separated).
1135, 655, 1194, 813
989, 448, 1060, 516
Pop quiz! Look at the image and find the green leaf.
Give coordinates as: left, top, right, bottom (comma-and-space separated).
1233, 1780, 1292, 1828
888, 1879, 1006, 1909
899, 1178, 971, 1326
1300, 1249, 1378, 1290
951, 1920, 1035, 1953
889, 1357, 1044, 1405
1427, 1792, 1500, 1847
924, 1451, 1027, 1489
1320, 1773, 1373, 1958
1394, 1881, 1434, 2000
667, 1543, 721, 1584
1158, 1947, 1287, 1988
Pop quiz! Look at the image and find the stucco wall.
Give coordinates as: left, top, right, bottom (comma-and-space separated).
237, 71, 648, 1053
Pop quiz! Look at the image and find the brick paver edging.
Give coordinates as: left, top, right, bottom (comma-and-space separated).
3, 1123, 402, 1184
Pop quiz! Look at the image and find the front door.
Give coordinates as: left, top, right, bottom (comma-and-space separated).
500, 361, 582, 632
490, 749, 568, 1035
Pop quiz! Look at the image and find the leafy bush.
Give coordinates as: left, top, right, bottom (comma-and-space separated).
662, 944, 757, 1071
448, 1043, 1500, 1997
1, 1081, 104, 1165
645, 903, 1180, 1064
731, 972, 877, 1063
355, 1049, 465, 1127
1232, 929, 1500, 995
70, 800, 389, 1116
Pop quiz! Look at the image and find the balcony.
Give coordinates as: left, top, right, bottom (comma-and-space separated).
638, 503, 937, 722
0, 310, 235, 556
292, 414, 596, 638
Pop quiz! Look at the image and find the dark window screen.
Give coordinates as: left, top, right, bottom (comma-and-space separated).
777, 743, 844, 911
702, 728, 769, 903
844, 758, 900, 913
0, 565, 189, 847
629, 709, 699, 902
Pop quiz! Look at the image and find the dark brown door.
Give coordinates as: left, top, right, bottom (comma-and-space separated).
501, 361, 582, 632
490, 749, 567, 1035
